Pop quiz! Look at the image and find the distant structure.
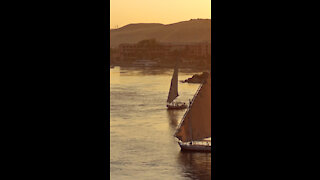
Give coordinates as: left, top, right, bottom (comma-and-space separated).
113, 40, 211, 61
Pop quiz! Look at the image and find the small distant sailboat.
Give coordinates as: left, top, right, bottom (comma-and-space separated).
174, 75, 211, 152
167, 66, 187, 110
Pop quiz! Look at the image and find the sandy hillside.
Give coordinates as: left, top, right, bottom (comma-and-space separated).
110, 19, 211, 48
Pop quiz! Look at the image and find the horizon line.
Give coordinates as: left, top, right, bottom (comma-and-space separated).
110, 18, 211, 30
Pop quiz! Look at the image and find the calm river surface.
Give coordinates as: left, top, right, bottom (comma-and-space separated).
110, 66, 211, 180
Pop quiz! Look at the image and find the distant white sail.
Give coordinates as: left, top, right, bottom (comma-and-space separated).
175, 76, 211, 142
167, 66, 179, 103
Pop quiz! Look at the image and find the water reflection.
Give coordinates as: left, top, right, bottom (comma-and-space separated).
177, 151, 212, 180
166, 110, 184, 131
119, 66, 172, 76
118, 66, 206, 76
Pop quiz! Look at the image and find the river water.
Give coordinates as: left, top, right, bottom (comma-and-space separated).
110, 66, 211, 180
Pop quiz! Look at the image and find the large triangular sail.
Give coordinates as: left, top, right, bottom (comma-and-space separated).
174, 75, 211, 142
167, 66, 179, 103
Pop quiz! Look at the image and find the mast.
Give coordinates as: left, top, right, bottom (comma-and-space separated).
189, 111, 193, 142
167, 66, 179, 103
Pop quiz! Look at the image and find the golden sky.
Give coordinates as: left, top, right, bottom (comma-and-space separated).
110, 0, 211, 28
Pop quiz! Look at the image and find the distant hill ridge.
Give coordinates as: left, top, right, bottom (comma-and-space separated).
110, 19, 211, 48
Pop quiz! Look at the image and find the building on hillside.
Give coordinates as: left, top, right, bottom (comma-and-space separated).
115, 40, 211, 61
179, 42, 211, 58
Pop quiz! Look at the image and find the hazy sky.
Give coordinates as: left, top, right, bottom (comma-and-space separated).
110, 0, 211, 28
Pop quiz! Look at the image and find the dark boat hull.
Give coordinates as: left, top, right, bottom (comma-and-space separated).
167, 105, 187, 110
167, 104, 187, 110
178, 142, 211, 152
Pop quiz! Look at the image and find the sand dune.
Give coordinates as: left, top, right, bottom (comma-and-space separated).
110, 19, 211, 48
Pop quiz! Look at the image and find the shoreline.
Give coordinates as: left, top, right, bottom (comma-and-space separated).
110, 63, 211, 71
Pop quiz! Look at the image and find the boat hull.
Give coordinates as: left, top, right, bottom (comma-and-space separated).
178, 142, 211, 152
167, 104, 187, 110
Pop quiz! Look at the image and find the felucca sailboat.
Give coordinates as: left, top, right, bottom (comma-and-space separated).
174, 75, 211, 151
167, 66, 187, 110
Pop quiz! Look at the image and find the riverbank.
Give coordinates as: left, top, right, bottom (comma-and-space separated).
110, 61, 211, 71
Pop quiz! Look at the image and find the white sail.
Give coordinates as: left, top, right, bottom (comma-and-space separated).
167, 66, 179, 103
175, 76, 211, 142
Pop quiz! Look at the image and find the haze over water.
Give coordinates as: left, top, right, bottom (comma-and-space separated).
110, 66, 211, 180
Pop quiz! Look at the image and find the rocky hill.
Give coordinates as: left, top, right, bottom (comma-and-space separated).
110, 19, 211, 48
